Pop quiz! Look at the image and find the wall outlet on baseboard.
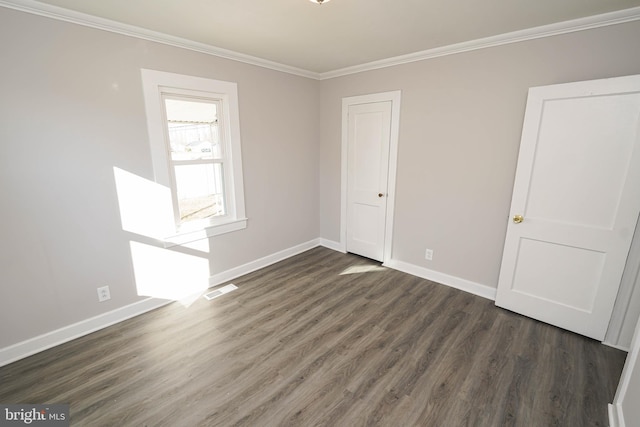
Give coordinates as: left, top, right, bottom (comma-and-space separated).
97, 286, 111, 302
425, 248, 434, 261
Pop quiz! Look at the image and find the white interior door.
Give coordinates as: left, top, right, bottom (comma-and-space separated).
496, 75, 640, 341
346, 101, 392, 262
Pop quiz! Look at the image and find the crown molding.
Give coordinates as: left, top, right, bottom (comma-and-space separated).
0, 0, 322, 80
318, 6, 640, 80
1, 0, 639, 81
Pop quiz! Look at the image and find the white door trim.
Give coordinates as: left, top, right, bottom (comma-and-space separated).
605, 215, 640, 349
340, 91, 401, 262
609, 314, 640, 426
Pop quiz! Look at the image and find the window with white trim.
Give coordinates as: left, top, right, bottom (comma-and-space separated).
141, 69, 246, 242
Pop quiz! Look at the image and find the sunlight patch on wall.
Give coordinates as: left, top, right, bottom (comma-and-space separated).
130, 241, 210, 306
114, 166, 211, 253
113, 167, 175, 240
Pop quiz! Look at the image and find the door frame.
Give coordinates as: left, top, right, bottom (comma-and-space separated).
609, 313, 640, 426
340, 91, 402, 263
605, 215, 640, 348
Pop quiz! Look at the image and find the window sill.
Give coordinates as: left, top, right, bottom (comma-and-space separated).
163, 218, 247, 247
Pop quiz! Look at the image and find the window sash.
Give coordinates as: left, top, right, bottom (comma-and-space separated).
173, 163, 226, 222
162, 94, 232, 228
171, 159, 223, 166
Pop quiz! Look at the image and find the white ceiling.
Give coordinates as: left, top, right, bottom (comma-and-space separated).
9, 0, 640, 74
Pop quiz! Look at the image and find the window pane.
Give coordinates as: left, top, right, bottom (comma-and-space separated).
174, 164, 226, 222
164, 98, 222, 160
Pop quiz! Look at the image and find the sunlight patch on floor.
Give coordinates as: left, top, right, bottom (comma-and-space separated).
339, 264, 386, 275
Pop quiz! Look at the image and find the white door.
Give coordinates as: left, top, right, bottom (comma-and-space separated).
496, 75, 640, 341
346, 101, 392, 261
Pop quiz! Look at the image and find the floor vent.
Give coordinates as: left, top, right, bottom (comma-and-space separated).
203, 284, 238, 301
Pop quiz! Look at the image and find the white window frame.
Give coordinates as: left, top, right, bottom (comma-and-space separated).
141, 69, 247, 245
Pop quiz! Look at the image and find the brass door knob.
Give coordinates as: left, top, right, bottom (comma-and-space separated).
378, 193, 384, 197
513, 214, 524, 224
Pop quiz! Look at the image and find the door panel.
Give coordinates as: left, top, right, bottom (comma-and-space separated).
511, 238, 604, 311
346, 101, 392, 261
525, 94, 639, 228
496, 75, 640, 340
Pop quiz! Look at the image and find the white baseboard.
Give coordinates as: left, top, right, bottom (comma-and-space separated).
0, 297, 171, 367
602, 341, 631, 352
208, 239, 321, 287
383, 259, 497, 301
319, 238, 344, 252
609, 403, 624, 427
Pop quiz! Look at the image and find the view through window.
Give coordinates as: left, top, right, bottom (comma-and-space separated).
164, 98, 226, 223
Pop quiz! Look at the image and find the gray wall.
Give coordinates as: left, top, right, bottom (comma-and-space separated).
319, 21, 640, 289
0, 8, 320, 348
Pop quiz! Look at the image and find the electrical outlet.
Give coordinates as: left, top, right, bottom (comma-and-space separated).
97, 285, 111, 302
425, 249, 434, 261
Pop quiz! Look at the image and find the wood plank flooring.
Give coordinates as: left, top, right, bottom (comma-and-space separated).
0, 247, 627, 426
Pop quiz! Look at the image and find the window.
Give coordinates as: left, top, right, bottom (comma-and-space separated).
164, 97, 225, 222
141, 69, 246, 243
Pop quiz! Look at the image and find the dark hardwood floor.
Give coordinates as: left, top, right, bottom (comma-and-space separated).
0, 247, 627, 426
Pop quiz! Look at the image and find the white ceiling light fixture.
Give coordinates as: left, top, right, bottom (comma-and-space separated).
309, 0, 330, 4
